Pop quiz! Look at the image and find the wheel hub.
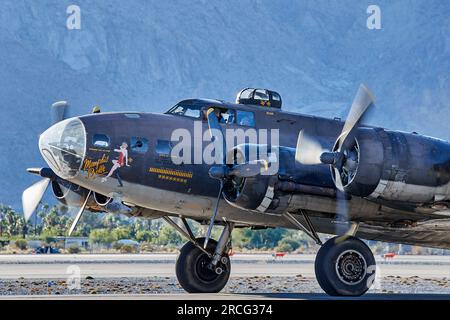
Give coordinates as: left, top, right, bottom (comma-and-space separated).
335, 250, 367, 285
195, 253, 221, 282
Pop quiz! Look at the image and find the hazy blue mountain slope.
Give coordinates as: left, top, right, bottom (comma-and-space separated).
0, 0, 449, 208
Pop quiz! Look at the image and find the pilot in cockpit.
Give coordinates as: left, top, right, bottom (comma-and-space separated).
203, 108, 223, 123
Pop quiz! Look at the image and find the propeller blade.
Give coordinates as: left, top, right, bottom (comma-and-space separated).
229, 160, 268, 178
334, 169, 350, 235
333, 167, 344, 192
22, 178, 50, 222
295, 130, 327, 165
51, 101, 69, 124
337, 84, 375, 151
68, 190, 91, 236
206, 108, 226, 164
204, 181, 224, 249
335, 192, 350, 236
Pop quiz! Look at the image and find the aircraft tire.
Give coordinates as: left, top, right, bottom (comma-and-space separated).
176, 237, 231, 293
314, 236, 376, 296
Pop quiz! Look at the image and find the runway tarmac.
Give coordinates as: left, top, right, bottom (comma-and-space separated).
5, 293, 450, 300
0, 253, 449, 299
0, 253, 449, 279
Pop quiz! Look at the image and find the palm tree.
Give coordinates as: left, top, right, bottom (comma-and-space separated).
0, 205, 24, 237
0, 207, 4, 237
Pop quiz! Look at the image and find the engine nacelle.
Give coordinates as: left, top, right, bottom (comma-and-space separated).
51, 178, 90, 207
93, 192, 132, 215
222, 144, 290, 214
339, 128, 450, 203
93, 192, 112, 206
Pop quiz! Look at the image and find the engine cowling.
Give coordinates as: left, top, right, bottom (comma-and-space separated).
336, 128, 450, 203
51, 178, 91, 207
222, 144, 290, 214
93, 192, 112, 206
331, 128, 384, 197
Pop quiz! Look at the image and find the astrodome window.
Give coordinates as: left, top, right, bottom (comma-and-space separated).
240, 89, 254, 100
254, 89, 270, 101
124, 113, 141, 119
272, 92, 281, 101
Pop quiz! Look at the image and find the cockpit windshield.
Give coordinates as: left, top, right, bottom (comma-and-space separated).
166, 104, 202, 118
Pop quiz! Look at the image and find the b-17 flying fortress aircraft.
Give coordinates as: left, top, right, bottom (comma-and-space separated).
22, 85, 450, 296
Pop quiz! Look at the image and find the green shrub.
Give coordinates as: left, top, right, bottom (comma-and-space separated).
89, 229, 114, 246
112, 241, 123, 251
111, 227, 132, 242
136, 230, 154, 243
14, 239, 28, 250
276, 242, 293, 253
41, 235, 56, 245
276, 237, 301, 253
120, 244, 137, 253
140, 242, 154, 252
67, 245, 81, 254
153, 225, 182, 246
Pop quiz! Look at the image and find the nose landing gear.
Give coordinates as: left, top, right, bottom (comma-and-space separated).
315, 236, 376, 296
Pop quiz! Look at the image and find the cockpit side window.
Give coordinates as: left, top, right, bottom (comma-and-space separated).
131, 137, 149, 153
92, 134, 110, 148
221, 109, 235, 124
202, 107, 235, 124
236, 110, 255, 127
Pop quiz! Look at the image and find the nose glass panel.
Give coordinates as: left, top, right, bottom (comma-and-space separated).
39, 118, 86, 179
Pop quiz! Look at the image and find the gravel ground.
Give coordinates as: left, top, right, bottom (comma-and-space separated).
1, 275, 449, 296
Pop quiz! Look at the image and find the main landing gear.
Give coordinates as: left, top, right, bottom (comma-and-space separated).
163, 216, 234, 293
285, 213, 376, 296
315, 235, 376, 296
165, 214, 376, 296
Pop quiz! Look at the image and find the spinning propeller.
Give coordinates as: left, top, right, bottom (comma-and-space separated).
22, 174, 51, 222
296, 84, 375, 227
295, 130, 329, 165
22, 98, 70, 222
296, 84, 375, 189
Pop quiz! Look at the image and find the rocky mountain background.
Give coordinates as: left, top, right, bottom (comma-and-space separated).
0, 0, 449, 209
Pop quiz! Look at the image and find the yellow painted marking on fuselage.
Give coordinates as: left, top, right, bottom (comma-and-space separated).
83, 154, 109, 179
157, 174, 188, 184
149, 167, 193, 179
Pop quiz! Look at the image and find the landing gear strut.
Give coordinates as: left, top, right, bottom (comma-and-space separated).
315, 236, 376, 296
164, 216, 234, 293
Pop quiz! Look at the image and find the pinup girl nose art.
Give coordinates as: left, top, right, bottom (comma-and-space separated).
101, 142, 130, 187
